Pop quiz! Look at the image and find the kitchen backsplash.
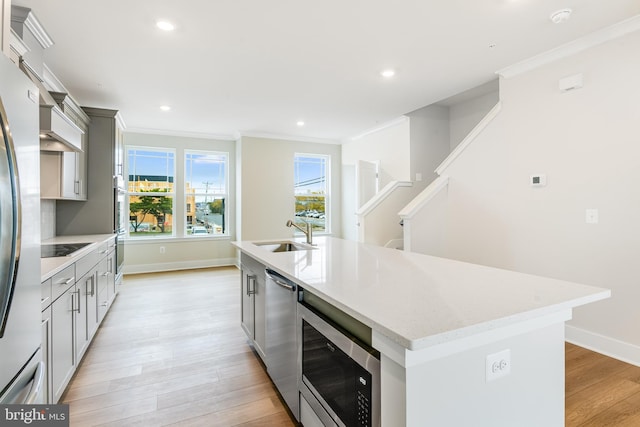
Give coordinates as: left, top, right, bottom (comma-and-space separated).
41, 199, 56, 240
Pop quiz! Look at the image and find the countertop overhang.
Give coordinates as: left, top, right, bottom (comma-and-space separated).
233, 237, 610, 351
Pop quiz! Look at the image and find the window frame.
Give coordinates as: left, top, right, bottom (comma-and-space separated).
125, 146, 177, 239
184, 149, 230, 237
294, 152, 331, 235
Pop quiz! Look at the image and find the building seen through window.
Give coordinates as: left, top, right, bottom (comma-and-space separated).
294, 154, 329, 233
127, 148, 175, 237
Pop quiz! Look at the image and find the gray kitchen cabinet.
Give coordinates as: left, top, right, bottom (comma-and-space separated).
240, 268, 255, 338
107, 245, 117, 300
41, 299, 52, 405
43, 237, 117, 403
75, 268, 97, 361
240, 253, 266, 360
40, 94, 89, 201
56, 107, 124, 235
96, 256, 111, 323
51, 284, 76, 403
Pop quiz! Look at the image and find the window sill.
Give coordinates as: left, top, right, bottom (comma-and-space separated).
123, 235, 232, 244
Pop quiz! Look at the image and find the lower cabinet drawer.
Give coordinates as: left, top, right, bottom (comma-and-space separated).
51, 265, 76, 302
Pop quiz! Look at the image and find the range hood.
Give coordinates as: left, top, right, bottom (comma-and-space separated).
20, 61, 83, 152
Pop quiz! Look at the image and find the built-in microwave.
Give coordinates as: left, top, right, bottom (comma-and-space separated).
298, 301, 380, 427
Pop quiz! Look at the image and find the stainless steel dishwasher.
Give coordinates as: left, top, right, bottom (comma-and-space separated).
265, 269, 299, 420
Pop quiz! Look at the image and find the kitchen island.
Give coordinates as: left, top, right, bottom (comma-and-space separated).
233, 236, 609, 427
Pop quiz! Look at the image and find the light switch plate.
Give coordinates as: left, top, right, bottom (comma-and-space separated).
586, 209, 599, 224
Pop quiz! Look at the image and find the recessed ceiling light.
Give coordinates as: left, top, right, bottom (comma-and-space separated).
156, 21, 175, 31
550, 8, 572, 24
296, 121, 305, 127
380, 69, 396, 78
160, 105, 171, 112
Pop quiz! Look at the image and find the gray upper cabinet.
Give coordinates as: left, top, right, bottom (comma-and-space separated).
56, 107, 124, 235
40, 94, 89, 201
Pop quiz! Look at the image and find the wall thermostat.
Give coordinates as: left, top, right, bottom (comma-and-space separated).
530, 174, 547, 187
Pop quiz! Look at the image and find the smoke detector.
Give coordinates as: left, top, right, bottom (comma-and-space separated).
550, 8, 572, 24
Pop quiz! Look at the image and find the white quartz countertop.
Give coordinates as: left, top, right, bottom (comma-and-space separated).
41, 234, 116, 282
233, 236, 610, 351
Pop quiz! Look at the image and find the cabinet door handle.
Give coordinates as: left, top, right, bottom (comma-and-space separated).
60, 277, 74, 286
75, 289, 81, 313
247, 274, 256, 296
90, 276, 95, 297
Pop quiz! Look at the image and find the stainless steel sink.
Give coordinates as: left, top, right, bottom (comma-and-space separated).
253, 241, 315, 252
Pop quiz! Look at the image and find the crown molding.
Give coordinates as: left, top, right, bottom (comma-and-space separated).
11, 6, 54, 49
42, 63, 67, 92
115, 113, 127, 130
238, 131, 340, 145
9, 29, 30, 57
42, 63, 90, 123
125, 127, 235, 141
345, 115, 409, 142
498, 14, 640, 79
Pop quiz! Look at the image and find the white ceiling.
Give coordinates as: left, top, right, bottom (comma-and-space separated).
14, 0, 640, 142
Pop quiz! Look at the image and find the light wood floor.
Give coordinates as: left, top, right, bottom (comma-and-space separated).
566, 342, 640, 426
62, 267, 296, 427
63, 267, 640, 426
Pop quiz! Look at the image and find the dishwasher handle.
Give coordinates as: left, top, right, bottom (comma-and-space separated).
265, 269, 296, 292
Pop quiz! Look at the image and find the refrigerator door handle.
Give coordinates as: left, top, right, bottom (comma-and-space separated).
0, 93, 22, 338
23, 361, 44, 404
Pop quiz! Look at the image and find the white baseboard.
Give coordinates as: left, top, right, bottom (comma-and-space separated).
565, 325, 640, 367
123, 258, 238, 275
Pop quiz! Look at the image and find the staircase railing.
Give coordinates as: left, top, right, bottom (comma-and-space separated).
436, 101, 502, 175
399, 100, 502, 254
398, 176, 449, 252
356, 180, 414, 246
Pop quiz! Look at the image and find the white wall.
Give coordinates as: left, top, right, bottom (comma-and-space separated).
449, 90, 499, 151
342, 118, 411, 187
415, 31, 640, 361
237, 135, 341, 241
342, 119, 411, 241
123, 132, 237, 273
406, 104, 451, 186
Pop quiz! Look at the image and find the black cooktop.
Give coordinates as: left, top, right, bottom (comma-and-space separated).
41, 242, 91, 258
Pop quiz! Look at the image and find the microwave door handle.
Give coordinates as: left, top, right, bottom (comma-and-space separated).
23, 361, 45, 404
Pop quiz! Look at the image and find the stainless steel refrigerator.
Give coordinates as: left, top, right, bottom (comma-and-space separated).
0, 53, 43, 404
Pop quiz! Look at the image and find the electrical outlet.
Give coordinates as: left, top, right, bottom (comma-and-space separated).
159, 246, 166, 254
486, 349, 511, 382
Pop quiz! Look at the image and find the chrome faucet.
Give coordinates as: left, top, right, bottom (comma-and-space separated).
286, 220, 313, 245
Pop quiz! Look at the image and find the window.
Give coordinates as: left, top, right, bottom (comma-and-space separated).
126, 148, 175, 237
294, 154, 329, 233
185, 151, 228, 236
